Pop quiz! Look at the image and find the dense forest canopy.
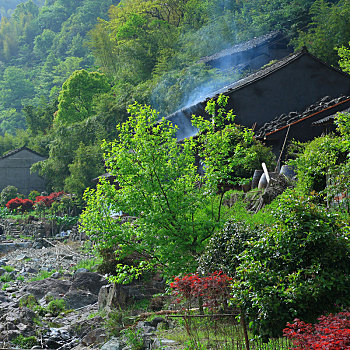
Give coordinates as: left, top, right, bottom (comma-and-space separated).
0, 0, 350, 196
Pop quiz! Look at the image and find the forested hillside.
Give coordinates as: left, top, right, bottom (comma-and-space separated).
1, 0, 350, 197
0, 0, 43, 19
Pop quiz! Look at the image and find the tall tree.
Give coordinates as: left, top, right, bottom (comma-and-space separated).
55, 69, 111, 125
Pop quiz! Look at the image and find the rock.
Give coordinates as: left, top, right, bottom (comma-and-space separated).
23, 278, 71, 299
149, 317, 168, 329
0, 329, 21, 340
0, 291, 9, 303
71, 272, 107, 296
100, 337, 124, 350
32, 240, 43, 249
63, 255, 74, 260
63, 290, 98, 309
81, 327, 108, 346
0, 268, 5, 276
152, 338, 179, 348
136, 321, 156, 334
15, 253, 29, 261
51, 272, 63, 279
74, 268, 89, 274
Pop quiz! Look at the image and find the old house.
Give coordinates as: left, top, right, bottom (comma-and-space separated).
166, 48, 350, 152
200, 31, 291, 72
0, 146, 46, 196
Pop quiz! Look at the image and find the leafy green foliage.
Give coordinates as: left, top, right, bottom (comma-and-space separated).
193, 95, 275, 189
55, 70, 111, 125
12, 335, 38, 348
46, 298, 66, 316
0, 185, 19, 206
199, 220, 260, 275
233, 190, 350, 338
289, 135, 348, 194
81, 102, 225, 279
293, 0, 350, 65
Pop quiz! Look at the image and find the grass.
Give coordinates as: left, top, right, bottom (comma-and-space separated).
157, 315, 291, 350
72, 256, 103, 272
0, 272, 14, 283
29, 269, 56, 281
3, 265, 14, 272
1, 282, 9, 290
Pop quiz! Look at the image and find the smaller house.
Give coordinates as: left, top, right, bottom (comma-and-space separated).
0, 146, 46, 196
200, 31, 291, 72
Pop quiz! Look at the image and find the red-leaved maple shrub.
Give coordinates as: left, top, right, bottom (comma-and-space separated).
6, 198, 34, 212
283, 312, 350, 349
35, 191, 64, 208
170, 271, 232, 309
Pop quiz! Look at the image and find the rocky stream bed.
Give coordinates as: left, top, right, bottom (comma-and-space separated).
0, 236, 178, 350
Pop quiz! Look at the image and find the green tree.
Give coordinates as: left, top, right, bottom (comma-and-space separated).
64, 143, 104, 197
54, 69, 111, 125
33, 28, 55, 56
0, 66, 35, 110
294, 0, 350, 65
192, 95, 275, 189
80, 102, 225, 279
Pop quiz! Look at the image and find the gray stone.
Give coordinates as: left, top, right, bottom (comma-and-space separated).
15, 253, 29, 261
81, 327, 108, 346
51, 272, 63, 279
70, 271, 107, 296
100, 337, 123, 350
63, 290, 98, 309
0, 329, 21, 340
153, 338, 179, 348
74, 268, 88, 274
23, 278, 71, 299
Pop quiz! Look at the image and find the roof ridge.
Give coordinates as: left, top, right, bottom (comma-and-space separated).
1, 146, 45, 160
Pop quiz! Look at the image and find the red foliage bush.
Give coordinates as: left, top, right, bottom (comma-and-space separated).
284, 312, 350, 349
170, 271, 233, 309
35, 191, 64, 208
6, 197, 34, 212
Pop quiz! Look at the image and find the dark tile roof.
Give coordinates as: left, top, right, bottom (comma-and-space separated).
92, 172, 115, 182
200, 31, 283, 64
166, 48, 350, 139
312, 107, 350, 126
255, 96, 350, 138
0, 146, 45, 160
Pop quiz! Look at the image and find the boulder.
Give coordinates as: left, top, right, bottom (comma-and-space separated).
70, 272, 107, 296
23, 278, 71, 299
100, 337, 124, 350
81, 327, 108, 346
63, 290, 98, 309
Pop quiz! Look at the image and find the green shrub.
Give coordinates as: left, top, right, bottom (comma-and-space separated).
0, 272, 14, 283
289, 135, 348, 195
199, 220, 259, 275
122, 328, 144, 350
29, 269, 55, 281
28, 190, 40, 202
233, 190, 350, 339
12, 335, 38, 348
0, 185, 19, 206
1, 282, 9, 290
19, 294, 39, 309
46, 299, 66, 316
3, 265, 14, 272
